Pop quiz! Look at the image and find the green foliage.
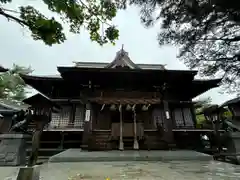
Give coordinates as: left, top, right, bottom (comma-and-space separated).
222, 110, 233, 119
194, 97, 212, 125
0, 64, 32, 102
126, 0, 240, 93
194, 97, 233, 126
195, 114, 206, 127
0, 0, 119, 45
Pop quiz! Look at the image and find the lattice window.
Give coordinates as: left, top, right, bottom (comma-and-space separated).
173, 108, 185, 128
183, 108, 194, 128
50, 112, 61, 128
59, 106, 70, 127
152, 108, 167, 130
74, 105, 85, 129
50, 106, 70, 128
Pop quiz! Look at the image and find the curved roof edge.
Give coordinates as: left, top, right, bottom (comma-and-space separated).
20, 73, 63, 81
57, 66, 198, 75
193, 78, 222, 84
221, 97, 240, 107
0, 65, 8, 72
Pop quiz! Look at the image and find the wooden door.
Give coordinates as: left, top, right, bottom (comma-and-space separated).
152, 108, 167, 131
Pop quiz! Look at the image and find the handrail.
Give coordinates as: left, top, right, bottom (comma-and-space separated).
223, 120, 240, 132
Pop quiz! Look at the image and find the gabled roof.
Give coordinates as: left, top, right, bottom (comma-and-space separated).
105, 48, 140, 69
74, 61, 166, 70
73, 47, 166, 70
0, 65, 8, 72
0, 99, 28, 114
23, 93, 61, 112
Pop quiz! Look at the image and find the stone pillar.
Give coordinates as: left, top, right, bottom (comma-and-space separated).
224, 132, 240, 164
81, 103, 92, 150
133, 109, 139, 150
0, 133, 30, 166
16, 166, 40, 180
119, 105, 124, 150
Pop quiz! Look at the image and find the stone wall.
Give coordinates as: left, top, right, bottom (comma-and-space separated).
0, 133, 29, 166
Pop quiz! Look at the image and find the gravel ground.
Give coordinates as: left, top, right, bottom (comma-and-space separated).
1, 161, 240, 180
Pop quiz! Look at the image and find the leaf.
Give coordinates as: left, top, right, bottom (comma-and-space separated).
0, 64, 32, 102
132, 0, 240, 93
0, 0, 119, 46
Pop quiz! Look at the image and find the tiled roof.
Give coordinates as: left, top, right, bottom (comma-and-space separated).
72, 47, 166, 70
0, 99, 29, 112
73, 61, 166, 70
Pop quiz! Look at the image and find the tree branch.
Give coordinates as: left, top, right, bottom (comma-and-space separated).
0, 8, 28, 27
77, 0, 112, 27
201, 36, 240, 42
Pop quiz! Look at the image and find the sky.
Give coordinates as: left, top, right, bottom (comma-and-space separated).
0, 0, 236, 104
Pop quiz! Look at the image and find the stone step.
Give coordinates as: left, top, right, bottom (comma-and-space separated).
26, 156, 49, 165
26, 148, 64, 157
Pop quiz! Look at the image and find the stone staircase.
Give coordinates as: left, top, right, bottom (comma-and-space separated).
26, 131, 83, 164
141, 131, 174, 150
90, 130, 112, 150
123, 137, 134, 150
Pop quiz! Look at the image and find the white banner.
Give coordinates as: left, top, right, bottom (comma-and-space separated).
85, 109, 91, 122
165, 111, 170, 119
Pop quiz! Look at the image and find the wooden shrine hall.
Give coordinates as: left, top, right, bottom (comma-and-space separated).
20, 48, 221, 150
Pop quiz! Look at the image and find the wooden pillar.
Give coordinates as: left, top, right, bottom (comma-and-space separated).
69, 104, 76, 127
133, 108, 139, 150
59, 131, 65, 149
119, 105, 124, 150
163, 100, 174, 143
213, 110, 221, 152
190, 103, 197, 127
81, 103, 92, 150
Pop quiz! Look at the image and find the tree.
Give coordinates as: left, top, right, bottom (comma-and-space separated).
128, 0, 240, 93
194, 97, 212, 125
0, 64, 32, 102
0, 0, 119, 46
195, 97, 212, 113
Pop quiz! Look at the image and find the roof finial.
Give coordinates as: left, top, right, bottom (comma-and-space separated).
121, 44, 124, 51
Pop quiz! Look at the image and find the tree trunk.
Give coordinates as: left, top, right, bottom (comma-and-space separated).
27, 122, 46, 167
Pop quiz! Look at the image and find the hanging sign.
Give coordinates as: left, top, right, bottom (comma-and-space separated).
165, 111, 170, 119
85, 110, 91, 122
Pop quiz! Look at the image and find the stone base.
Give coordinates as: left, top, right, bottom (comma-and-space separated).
119, 141, 124, 151
133, 140, 139, 150
216, 132, 240, 164
49, 149, 213, 163
0, 133, 30, 166
230, 132, 240, 164
16, 166, 40, 180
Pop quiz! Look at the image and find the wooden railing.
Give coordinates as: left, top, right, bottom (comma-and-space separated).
44, 123, 84, 131
27, 122, 84, 132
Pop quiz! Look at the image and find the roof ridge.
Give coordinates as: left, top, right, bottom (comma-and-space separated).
105, 48, 139, 69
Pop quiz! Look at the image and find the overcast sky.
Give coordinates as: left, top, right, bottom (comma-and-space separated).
0, 1, 236, 104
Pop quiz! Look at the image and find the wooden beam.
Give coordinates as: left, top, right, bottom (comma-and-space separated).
119, 104, 124, 150
89, 97, 193, 105
90, 98, 161, 104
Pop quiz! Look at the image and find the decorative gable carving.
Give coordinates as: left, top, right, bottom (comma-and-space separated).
105, 46, 139, 69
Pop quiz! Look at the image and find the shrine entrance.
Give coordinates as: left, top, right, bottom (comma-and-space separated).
91, 97, 161, 151
122, 109, 135, 149
109, 104, 144, 150
110, 108, 136, 150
